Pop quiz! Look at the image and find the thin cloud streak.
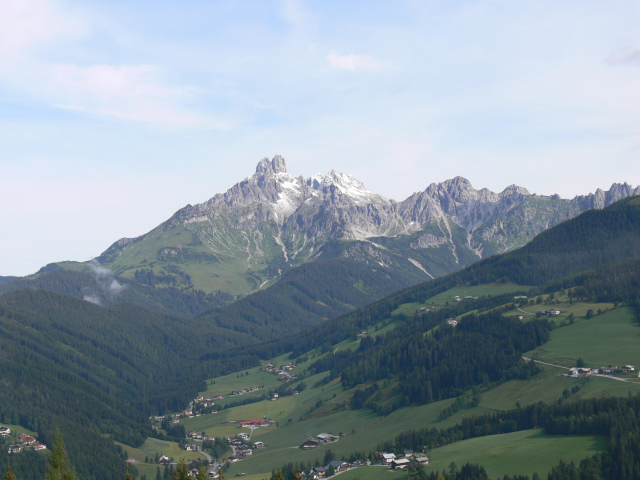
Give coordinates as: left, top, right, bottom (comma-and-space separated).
327, 50, 382, 71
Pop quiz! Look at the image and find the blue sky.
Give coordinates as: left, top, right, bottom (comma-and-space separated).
1, 0, 639, 276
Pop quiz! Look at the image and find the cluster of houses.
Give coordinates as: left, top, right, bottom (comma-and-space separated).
265, 362, 299, 382
229, 386, 261, 396
307, 460, 354, 478
300, 433, 339, 449
537, 309, 561, 316
379, 451, 431, 469
178, 394, 222, 418
224, 434, 267, 463
186, 430, 215, 442
3, 428, 47, 454
567, 364, 636, 378
304, 452, 431, 479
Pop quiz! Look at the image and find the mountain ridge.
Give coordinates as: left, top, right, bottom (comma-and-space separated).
69, 155, 640, 299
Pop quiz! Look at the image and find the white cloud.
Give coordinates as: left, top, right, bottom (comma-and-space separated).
327, 50, 382, 71
607, 47, 640, 66
46, 63, 223, 128
0, 0, 86, 63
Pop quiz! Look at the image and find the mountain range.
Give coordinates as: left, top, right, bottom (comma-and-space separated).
87, 155, 639, 300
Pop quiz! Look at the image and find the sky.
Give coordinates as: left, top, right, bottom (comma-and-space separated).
1, 0, 639, 276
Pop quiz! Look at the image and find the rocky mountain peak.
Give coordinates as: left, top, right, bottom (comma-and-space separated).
255, 155, 288, 175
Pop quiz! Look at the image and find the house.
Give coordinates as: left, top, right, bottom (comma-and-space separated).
159, 455, 170, 465
271, 393, 279, 400
446, 319, 458, 327
413, 455, 430, 464
403, 450, 413, 457
380, 453, 396, 464
0, 426, 10, 437
391, 459, 411, 470
33, 442, 47, 451
301, 438, 319, 449
624, 365, 636, 373
313, 467, 327, 478
253, 441, 265, 448
228, 455, 241, 463
19, 434, 36, 445
8, 445, 23, 454
326, 460, 350, 473
454, 296, 462, 302
602, 365, 617, 374
549, 309, 561, 315
186, 444, 198, 451
317, 433, 336, 443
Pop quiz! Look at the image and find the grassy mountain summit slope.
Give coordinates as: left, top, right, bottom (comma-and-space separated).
89, 155, 639, 299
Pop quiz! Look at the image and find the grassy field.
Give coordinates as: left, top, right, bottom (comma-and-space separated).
527, 307, 640, 369
116, 437, 205, 463
426, 429, 607, 479
392, 283, 528, 316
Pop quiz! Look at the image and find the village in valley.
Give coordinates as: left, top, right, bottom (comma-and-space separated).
133, 354, 439, 480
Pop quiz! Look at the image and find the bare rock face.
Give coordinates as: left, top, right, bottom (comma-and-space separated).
102, 154, 640, 295
172, 154, 639, 257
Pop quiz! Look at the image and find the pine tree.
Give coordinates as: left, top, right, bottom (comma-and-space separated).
45, 431, 78, 480
196, 466, 209, 480
172, 461, 190, 480
4, 465, 17, 480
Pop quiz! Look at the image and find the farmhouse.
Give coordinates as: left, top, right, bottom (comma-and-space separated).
446, 319, 458, 327
380, 453, 396, 464
0, 426, 10, 437
624, 365, 636, 373
326, 460, 350, 473
301, 438, 319, 449
413, 455, 430, 464
568, 367, 594, 378
8, 445, 23, 454
33, 442, 47, 451
317, 433, 337, 443
392, 458, 411, 470
19, 434, 36, 445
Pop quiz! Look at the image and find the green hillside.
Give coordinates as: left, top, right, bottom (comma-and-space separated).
4, 196, 640, 480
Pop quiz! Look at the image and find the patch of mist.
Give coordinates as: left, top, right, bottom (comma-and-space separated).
82, 260, 126, 305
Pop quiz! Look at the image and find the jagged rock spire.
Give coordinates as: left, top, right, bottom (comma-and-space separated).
256, 155, 288, 174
